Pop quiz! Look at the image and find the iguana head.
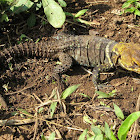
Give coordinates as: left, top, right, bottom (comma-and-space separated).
112, 42, 140, 74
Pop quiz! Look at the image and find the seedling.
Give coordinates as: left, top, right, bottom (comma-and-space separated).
121, 0, 140, 16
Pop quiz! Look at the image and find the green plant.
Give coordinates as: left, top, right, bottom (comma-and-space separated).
65, 9, 99, 25
39, 84, 80, 119
95, 90, 116, 98
0, 0, 97, 29
79, 110, 140, 140
41, 132, 55, 140
121, 0, 140, 16
0, 0, 66, 28
8, 85, 80, 140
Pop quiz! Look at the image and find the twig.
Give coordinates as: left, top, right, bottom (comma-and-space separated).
35, 100, 59, 111
81, 66, 93, 74
33, 112, 38, 140
65, 20, 87, 28
5, 83, 37, 95
0, 115, 84, 133
32, 93, 43, 104
6, 33, 12, 47
0, 118, 35, 126
86, 0, 108, 4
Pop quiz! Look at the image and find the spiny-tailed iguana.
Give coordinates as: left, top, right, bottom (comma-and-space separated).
0, 33, 140, 91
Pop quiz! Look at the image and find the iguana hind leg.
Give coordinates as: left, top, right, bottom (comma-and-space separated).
51, 52, 73, 91
52, 52, 73, 74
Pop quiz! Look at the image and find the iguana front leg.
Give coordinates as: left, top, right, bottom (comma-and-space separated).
92, 64, 113, 91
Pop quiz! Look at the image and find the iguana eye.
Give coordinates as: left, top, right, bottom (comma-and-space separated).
133, 61, 139, 68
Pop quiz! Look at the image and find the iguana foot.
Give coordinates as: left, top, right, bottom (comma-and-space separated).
96, 83, 114, 91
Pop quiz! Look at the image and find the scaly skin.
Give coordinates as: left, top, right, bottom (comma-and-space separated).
0, 33, 140, 91
112, 42, 140, 74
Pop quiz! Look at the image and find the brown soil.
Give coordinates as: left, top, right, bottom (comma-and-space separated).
0, 0, 140, 140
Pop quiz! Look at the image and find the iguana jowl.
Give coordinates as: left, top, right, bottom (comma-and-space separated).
0, 33, 140, 90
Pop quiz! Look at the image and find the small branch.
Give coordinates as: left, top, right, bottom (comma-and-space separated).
0, 118, 35, 126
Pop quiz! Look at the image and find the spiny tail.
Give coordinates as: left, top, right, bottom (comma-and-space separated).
0, 41, 48, 64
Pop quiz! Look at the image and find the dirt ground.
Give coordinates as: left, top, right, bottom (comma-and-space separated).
0, 0, 140, 139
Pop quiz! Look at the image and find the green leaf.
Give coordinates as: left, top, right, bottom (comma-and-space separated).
11, 111, 19, 116
79, 93, 91, 99
122, 2, 131, 9
65, 12, 74, 17
0, 0, 14, 4
34, 0, 39, 2
94, 134, 103, 140
91, 125, 102, 135
136, 2, 140, 8
18, 108, 33, 117
19, 34, 32, 42
61, 84, 80, 99
104, 122, 111, 139
49, 101, 57, 118
128, 0, 139, 2
83, 115, 92, 124
134, 9, 140, 16
110, 131, 117, 140
0, 0, 6, 3
49, 90, 57, 118
87, 136, 95, 140
38, 107, 44, 113
113, 103, 124, 120
118, 111, 140, 140
95, 91, 110, 98
78, 129, 88, 140
75, 9, 88, 18
48, 132, 55, 140
119, 11, 124, 15
20, 34, 27, 40
108, 90, 116, 96
58, 0, 67, 7
36, 1, 42, 10
10, 0, 34, 14
41, 133, 46, 140
124, 7, 135, 13
27, 13, 36, 28
42, 0, 66, 28
0, 13, 9, 22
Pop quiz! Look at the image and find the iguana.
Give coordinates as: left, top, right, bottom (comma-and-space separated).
0, 32, 140, 91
